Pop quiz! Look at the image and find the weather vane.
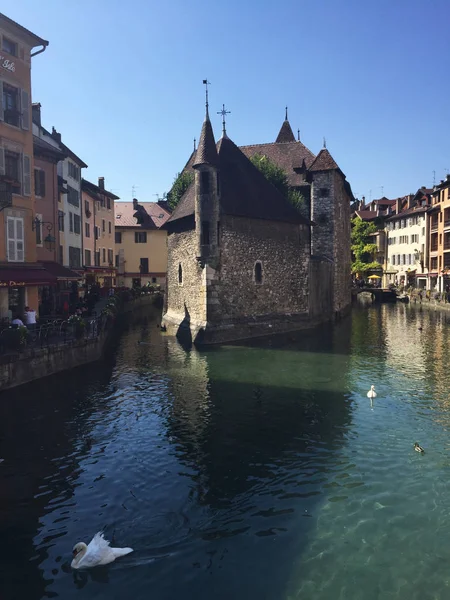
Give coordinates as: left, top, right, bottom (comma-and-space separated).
202, 79, 211, 114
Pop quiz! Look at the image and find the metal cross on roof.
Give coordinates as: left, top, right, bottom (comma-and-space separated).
217, 103, 231, 136
285, 106, 288, 120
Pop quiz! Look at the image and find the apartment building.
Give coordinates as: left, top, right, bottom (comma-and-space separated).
0, 13, 48, 318
429, 176, 450, 292
82, 177, 119, 288
114, 199, 170, 288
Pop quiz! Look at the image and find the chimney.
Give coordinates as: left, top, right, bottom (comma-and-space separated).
32, 103, 41, 126
51, 126, 61, 144
133, 198, 138, 209
395, 197, 402, 215
447, 174, 450, 183
407, 194, 414, 209
98, 177, 105, 189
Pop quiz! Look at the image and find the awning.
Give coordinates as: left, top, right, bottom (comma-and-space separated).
0, 266, 57, 287
384, 270, 398, 275
40, 261, 81, 281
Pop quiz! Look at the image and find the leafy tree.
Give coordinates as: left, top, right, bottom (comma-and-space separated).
166, 171, 194, 211
250, 154, 306, 217
351, 217, 381, 274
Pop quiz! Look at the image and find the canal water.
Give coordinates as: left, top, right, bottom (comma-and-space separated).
2, 304, 450, 600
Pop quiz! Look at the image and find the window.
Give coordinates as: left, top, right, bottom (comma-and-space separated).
74, 213, 81, 235
84, 200, 90, 216
5, 150, 20, 184
108, 221, 112, 234
392, 255, 396, 265
411, 234, 419, 243
102, 248, 106, 263
107, 197, 111, 210
3, 84, 19, 127
319, 188, 329, 198
115, 231, 122, 243
68, 246, 81, 268
254, 261, 263, 284
140, 258, 149, 273
201, 221, 210, 245
200, 171, 209, 194
178, 263, 183, 284
2, 37, 17, 56
85, 249, 91, 266
59, 245, 63, 264
35, 214, 42, 245
67, 185, 79, 207
115, 254, 119, 268
102, 219, 105, 232
58, 210, 64, 232
95, 251, 100, 266
422, 227, 425, 236
85, 222, 90, 238
69, 212, 73, 232
108, 249, 113, 264
152, 277, 157, 284
135, 231, 147, 243
34, 169, 45, 197
431, 257, 438, 270
95, 226, 99, 240
68, 162, 80, 181
402, 254, 406, 265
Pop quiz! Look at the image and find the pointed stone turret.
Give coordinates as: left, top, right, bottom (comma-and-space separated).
309, 148, 340, 172
193, 110, 219, 168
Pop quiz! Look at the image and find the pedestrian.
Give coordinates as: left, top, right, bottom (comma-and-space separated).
11, 314, 24, 327
24, 306, 37, 331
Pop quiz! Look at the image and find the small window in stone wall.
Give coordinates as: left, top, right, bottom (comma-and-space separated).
178, 263, 183, 285
319, 188, 329, 198
200, 171, 210, 194
254, 261, 263, 284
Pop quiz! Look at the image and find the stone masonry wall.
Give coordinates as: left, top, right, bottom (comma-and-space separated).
311, 171, 334, 259
332, 171, 351, 314
164, 228, 206, 330
212, 215, 310, 322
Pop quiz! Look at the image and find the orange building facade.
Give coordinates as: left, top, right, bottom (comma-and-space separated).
0, 14, 49, 319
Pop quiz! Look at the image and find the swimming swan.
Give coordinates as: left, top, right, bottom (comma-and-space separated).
367, 385, 377, 399
71, 532, 133, 569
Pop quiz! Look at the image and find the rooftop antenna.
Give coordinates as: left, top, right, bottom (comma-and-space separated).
202, 79, 210, 116
433, 170, 436, 186
217, 103, 231, 137
131, 184, 138, 199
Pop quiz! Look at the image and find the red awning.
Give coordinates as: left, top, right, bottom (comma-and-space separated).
39, 261, 81, 281
0, 266, 57, 287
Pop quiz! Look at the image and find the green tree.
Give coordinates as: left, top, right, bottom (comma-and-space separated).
250, 154, 306, 217
166, 171, 194, 211
351, 217, 380, 274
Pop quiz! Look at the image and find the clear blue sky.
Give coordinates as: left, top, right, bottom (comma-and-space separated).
7, 0, 450, 202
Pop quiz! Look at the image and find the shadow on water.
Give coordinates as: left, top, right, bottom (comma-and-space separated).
0, 307, 356, 600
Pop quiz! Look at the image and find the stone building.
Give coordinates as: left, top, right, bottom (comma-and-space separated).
162, 103, 353, 344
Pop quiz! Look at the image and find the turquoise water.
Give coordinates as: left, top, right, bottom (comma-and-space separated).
2, 304, 450, 599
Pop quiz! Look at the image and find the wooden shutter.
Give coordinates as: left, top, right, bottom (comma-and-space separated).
0, 81, 3, 121
22, 154, 31, 196
21, 89, 30, 130
0, 147, 4, 176
7, 217, 16, 261
16, 218, 24, 261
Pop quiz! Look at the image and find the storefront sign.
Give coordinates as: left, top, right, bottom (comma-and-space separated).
0, 56, 15, 73
0, 281, 26, 287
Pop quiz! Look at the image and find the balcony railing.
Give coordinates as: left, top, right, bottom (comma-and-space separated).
431, 245, 439, 252
431, 223, 439, 232
444, 219, 450, 228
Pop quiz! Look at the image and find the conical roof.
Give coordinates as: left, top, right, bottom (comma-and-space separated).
193, 112, 219, 168
275, 119, 296, 143
309, 148, 340, 172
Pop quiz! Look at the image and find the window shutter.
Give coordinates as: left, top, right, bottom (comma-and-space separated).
22, 154, 31, 196
21, 89, 30, 130
0, 147, 4, 175
40, 169, 45, 196
16, 218, 24, 261
0, 81, 3, 121
7, 217, 15, 261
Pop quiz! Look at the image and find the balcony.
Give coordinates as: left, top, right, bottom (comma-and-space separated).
430, 245, 438, 253
444, 220, 450, 229
431, 222, 439, 232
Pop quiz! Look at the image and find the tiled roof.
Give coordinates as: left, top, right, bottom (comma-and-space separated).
33, 135, 66, 160
386, 205, 430, 221
309, 148, 340, 172
168, 136, 310, 226
354, 210, 379, 221
115, 202, 171, 228
239, 141, 315, 187
82, 178, 119, 200
275, 120, 296, 143
193, 113, 219, 168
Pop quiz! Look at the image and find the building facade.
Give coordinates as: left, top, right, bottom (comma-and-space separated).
0, 13, 49, 319
429, 176, 450, 292
82, 177, 118, 288
114, 199, 170, 288
162, 106, 353, 344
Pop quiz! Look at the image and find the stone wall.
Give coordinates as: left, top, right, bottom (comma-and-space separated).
309, 256, 333, 320
0, 333, 106, 391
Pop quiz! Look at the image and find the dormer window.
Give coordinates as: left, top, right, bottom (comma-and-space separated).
2, 37, 17, 57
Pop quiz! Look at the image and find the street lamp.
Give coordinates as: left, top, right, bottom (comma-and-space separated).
31, 217, 56, 252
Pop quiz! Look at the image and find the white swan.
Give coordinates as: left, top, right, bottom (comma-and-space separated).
367, 385, 377, 399
71, 532, 133, 569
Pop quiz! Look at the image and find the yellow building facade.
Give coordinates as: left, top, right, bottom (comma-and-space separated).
114, 200, 170, 288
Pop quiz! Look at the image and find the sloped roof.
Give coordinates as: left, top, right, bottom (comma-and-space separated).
33, 135, 66, 161
115, 202, 171, 228
240, 141, 315, 187
275, 120, 296, 143
168, 136, 310, 226
309, 148, 340, 172
82, 178, 119, 200
193, 113, 219, 168
354, 210, 379, 221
